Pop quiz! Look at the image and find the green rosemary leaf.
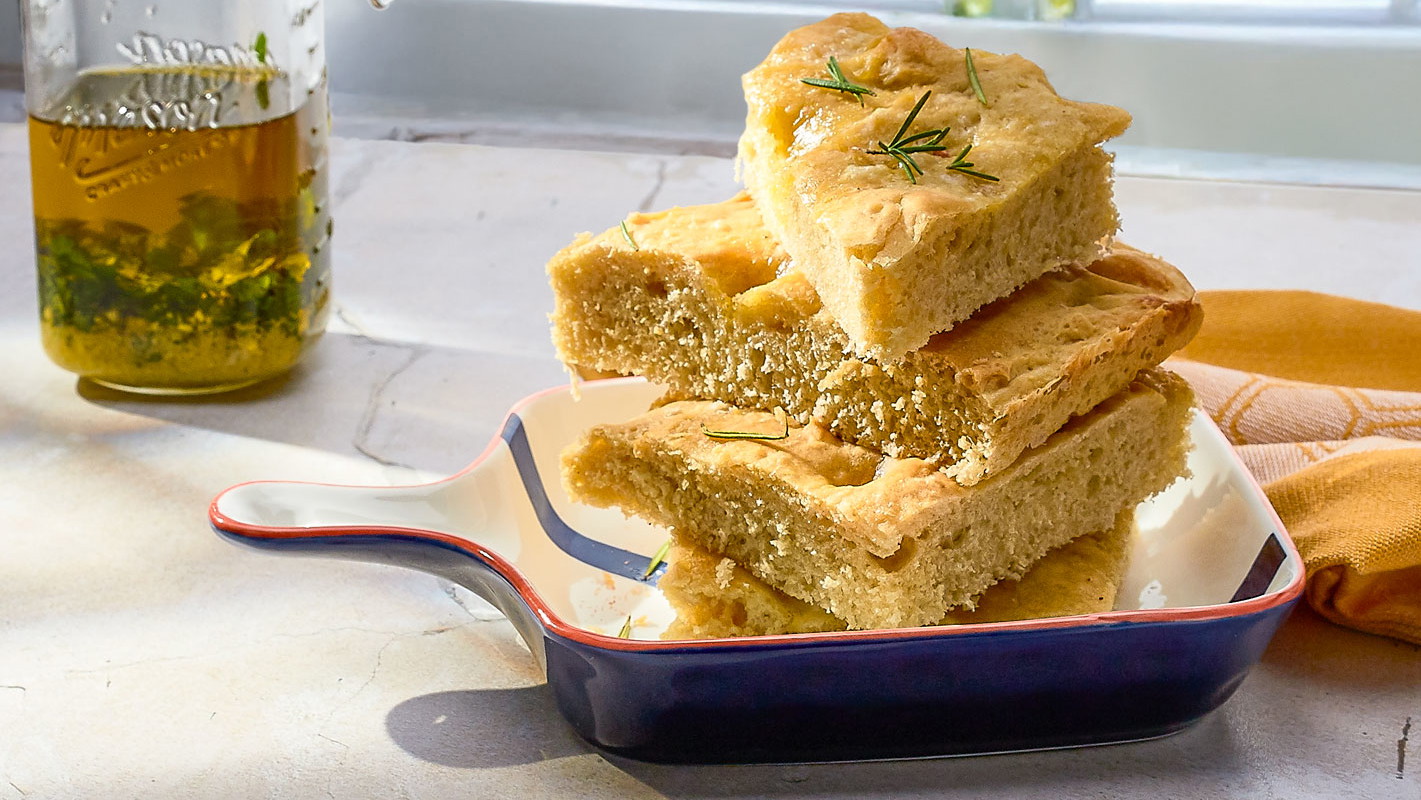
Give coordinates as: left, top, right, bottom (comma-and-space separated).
869, 90, 999, 184
701, 412, 791, 441
898, 128, 949, 148
944, 143, 1000, 181
620, 219, 639, 251
892, 91, 933, 145
254, 32, 269, 64
888, 151, 922, 181
949, 167, 1000, 182
643, 539, 672, 579
867, 92, 941, 184
965, 48, 989, 107
617, 616, 633, 638
800, 56, 876, 106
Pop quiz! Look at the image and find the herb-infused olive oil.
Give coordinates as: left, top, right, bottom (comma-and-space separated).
28, 65, 331, 393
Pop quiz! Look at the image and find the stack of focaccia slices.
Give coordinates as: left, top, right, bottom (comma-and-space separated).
548, 13, 1202, 637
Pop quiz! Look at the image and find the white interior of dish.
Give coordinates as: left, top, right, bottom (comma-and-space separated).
216, 378, 1301, 640
1123, 414, 1299, 608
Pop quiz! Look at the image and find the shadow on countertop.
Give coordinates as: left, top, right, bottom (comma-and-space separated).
1261, 601, 1421, 688
384, 683, 1255, 799
77, 330, 568, 476
386, 686, 592, 769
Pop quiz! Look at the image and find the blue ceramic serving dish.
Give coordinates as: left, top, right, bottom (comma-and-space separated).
210, 377, 1303, 764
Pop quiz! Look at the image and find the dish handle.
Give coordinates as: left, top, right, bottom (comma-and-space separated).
208, 478, 552, 674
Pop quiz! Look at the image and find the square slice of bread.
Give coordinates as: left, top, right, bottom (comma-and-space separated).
549, 194, 1200, 485
561, 369, 1192, 630
739, 13, 1132, 360
660, 508, 1135, 639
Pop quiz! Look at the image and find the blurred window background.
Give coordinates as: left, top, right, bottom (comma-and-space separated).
534, 0, 1421, 23
977, 0, 1420, 24
1, 0, 1418, 188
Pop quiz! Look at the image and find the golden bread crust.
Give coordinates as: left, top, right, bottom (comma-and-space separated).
739, 13, 1132, 359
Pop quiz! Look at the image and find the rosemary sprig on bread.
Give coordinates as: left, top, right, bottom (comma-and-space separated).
701, 410, 791, 441
965, 47, 989, 107
868, 91, 998, 184
939, 143, 999, 182
643, 539, 672, 579
800, 56, 876, 105
867, 91, 949, 183
619, 220, 640, 251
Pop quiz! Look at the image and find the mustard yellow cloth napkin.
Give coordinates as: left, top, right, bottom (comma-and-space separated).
1167, 290, 1421, 644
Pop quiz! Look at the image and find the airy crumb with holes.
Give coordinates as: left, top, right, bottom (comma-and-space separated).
659, 509, 1135, 639
548, 193, 1199, 485
562, 370, 1191, 630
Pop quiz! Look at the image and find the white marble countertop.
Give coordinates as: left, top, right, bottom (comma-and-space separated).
3, 122, 1420, 798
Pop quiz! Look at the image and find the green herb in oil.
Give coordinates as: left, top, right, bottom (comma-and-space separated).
253, 32, 271, 108
35, 193, 312, 354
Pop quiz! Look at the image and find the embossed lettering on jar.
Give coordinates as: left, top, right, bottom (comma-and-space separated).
23, 4, 332, 394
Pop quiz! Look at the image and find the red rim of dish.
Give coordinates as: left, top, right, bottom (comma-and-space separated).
209, 378, 1307, 653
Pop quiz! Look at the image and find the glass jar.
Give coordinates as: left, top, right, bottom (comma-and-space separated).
22, 0, 332, 394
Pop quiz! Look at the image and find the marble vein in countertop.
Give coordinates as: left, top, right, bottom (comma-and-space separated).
636, 159, 669, 213
326, 303, 439, 470
320, 624, 469, 733
351, 339, 431, 470
1400, 717, 1412, 781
